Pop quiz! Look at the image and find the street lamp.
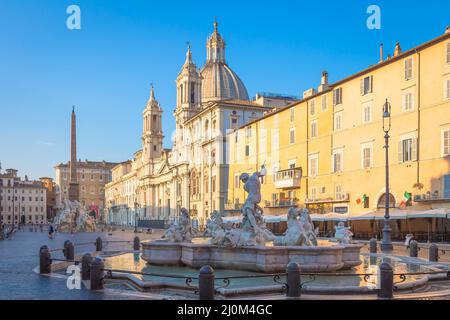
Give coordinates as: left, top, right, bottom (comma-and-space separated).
381, 99, 393, 252
134, 202, 140, 233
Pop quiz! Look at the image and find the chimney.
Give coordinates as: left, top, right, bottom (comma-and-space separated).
446, 26, 450, 34
379, 43, 384, 63
394, 41, 402, 57
318, 71, 329, 92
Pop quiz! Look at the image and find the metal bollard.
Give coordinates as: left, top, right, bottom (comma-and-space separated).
429, 244, 439, 262
39, 245, 52, 274
66, 241, 75, 260
286, 262, 301, 298
62, 240, 70, 258
81, 253, 93, 280
90, 257, 105, 290
378, 262, 393, 299
198, 265, 215, 300
369, 238, 377, 254
95, 237, 103, 252
133, 236, 140, 251
409, 240, 418, 257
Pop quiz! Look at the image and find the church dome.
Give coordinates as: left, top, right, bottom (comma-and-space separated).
201, 62, 249, 102
200, 21, 249, 102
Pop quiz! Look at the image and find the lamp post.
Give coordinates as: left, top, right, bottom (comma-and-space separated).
134, 202, 140, 233
381, 99, 393, 252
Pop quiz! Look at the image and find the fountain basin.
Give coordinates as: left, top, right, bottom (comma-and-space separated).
141, 241, 363, 272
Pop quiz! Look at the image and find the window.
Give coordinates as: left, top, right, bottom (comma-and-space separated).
444, 79, 450, 100
360, 76, 373, 95
289, 128, 295, 144
190, 82, 195, 103
442, 129, 450, 157
246, 126, 252, 138
361, 102, 372, 123
245, 145, 250, 157
211, 176, 216, 193
446, 42, 450, 64
403, 91, 414, 112
310, 187, 317, 200
333, 150, 343, 173
322, 95, 327, 111
309, 99, 316, 116
335, 185, 343, 200
234, 174, 240, 188
290, 107, 295, 122
311, 121, 318, 138
334, 112, 343, 131
230, 117, 238, 130
333, 88, 342, 105
398, 138, 417, 163
309, 154, 318, 177
404, 58, 413, 80
361, 144, 373, 169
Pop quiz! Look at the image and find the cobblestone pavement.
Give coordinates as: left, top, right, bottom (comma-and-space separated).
1, 230, 450, 300
0, 227, 163, 300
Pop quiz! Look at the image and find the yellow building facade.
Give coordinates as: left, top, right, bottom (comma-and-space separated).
226, 30, 450, 239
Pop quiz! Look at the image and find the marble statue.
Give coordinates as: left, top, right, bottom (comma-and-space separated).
274, 208, 318, 246
205, 166, 275, 248
162, 208, 193, 243
334, 222, 353, 244
53, 200, 96, 232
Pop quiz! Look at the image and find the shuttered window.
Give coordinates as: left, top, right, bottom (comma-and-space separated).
360, 76, 373, 95
445, 79, 450, 100
404, 58, 413, 80
447, 43, 450, 64
403, 91, 414, 111
443, 129, 450, 157
398, 138, 417, 162
333, 88, 342, 105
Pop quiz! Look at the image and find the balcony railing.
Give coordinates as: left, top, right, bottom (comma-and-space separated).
265, 199, 299, 208
414, 191, 450, 202
274, 168, 302, 189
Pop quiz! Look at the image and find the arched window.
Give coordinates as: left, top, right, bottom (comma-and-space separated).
377, 193, 396, 208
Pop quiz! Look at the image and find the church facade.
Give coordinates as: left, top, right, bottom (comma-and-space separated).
105, 22, 291, 227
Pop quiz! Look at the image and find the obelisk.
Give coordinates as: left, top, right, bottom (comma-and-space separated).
68, 106, 79, 202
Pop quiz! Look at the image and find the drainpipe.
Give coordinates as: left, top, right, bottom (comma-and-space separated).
415, 49, 421, 185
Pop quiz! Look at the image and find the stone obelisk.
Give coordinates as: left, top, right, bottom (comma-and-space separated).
68, 106, 79, 202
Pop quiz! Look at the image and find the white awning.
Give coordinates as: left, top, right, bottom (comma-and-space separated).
263, 215, 287, 223
222, 217, 241, 224
348, 210, 408, 221
310, 213, 349, 222
407, 208, 450, 219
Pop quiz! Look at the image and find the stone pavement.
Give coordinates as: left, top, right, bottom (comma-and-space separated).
0, 227, 163, 300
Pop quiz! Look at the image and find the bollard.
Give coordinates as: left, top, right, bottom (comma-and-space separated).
429, 244, 439, 262
90, 257, 105, 290
369, 238, 377, 254
198, 265, 215, 300
286, 262, 301, 298
409, 240, 418, 257
378, 262, 393, 299
62, 240, 70, 258
66, 241, 75, 260
95, 237, 103, 252
39, 245, 52, 274
133, 236, 140, 251
81, 253, 93, 280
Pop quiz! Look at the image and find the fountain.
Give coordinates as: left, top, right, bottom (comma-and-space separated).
53, 199, 96, 232
142, 166, 363, 272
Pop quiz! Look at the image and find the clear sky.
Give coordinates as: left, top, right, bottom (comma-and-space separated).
0, 0, 449, 179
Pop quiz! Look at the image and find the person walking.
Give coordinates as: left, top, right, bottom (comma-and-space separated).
48, 224, 54, 239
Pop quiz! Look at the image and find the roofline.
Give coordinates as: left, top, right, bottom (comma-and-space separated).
233, 31, 450, 131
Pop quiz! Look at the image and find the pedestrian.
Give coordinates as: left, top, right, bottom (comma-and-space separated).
48, 225, 54, 239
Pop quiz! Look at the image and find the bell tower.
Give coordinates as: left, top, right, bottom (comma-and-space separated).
175, 44, 202, 124
142, 85, 164, 161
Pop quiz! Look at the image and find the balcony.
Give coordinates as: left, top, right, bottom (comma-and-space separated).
274, 168, 302, 189
305, 193, 350, 204
265, 199, 299, 208
225, 203, 242, 211
414, 191, 450, 203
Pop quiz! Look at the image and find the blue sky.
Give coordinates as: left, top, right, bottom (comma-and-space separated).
0, 0, 449, 179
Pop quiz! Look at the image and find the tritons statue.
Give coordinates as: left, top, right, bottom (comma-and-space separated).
208, 166, 275, 248
274, 208, 318, 246
334, 222, 353, 244
162, 208, 193, 243
53, 200, 96, 232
